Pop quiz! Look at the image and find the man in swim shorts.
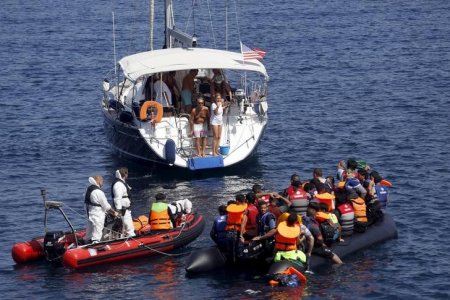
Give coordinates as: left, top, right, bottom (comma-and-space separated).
190, 97, 210, 157
181, 69, 198, 113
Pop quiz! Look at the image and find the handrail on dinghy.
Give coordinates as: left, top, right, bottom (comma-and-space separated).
41, 188, 79, 248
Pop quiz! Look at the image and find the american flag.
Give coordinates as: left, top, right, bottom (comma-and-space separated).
240, 42, 266, 60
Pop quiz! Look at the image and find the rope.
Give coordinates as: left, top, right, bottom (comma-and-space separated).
226, 111, 231, 146
63, 205, 194, 257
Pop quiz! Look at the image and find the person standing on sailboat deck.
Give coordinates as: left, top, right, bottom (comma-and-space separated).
153, 74, 173, 116
112, 167, 136, 238
181, 69, 198, 113
210, 93, 229, 156
163, 71, 181, 113
210, 69, 233, 102
85, 175, 118, 243
190, 96, 210, 157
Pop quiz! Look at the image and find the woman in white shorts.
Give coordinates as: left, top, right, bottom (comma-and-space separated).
210, 93, 228, 156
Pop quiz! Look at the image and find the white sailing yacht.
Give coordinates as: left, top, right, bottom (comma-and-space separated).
101, 0, 269, 170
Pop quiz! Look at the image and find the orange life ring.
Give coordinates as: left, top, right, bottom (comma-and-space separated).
380, 179, 393, 187
139, 100, 163, 123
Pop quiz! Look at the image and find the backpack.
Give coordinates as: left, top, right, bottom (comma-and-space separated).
353, 220, 368, 233
319, 221, 339, 246
366, 200, 384, 225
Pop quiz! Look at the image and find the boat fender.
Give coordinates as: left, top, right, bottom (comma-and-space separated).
259, 101, 268, 115
139, 100, 163, 123
164, 139, 176, 165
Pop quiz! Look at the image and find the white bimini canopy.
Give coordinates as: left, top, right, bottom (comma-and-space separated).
118, 47, 268, 82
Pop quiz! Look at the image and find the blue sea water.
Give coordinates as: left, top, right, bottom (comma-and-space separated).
1, 0, 450, 299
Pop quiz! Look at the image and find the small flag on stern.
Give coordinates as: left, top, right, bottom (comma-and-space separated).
240, 42, 266, 60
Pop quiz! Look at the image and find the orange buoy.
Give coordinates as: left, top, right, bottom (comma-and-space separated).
139, 101, 163, 123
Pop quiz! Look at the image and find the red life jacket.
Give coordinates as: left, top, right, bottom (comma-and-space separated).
337, 203, 355, 236
258, 194, 271, 204
285, 185, 295, 195
245, 204, 258, 231
288, 188, 309, 216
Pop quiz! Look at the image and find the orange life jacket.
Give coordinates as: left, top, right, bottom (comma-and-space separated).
274, 221, 300, 251
133, 215, 149, 231
149, 202, 172, 230
350, 197, 368, 223
225, 203, 247, 231
315, 192, 335, 212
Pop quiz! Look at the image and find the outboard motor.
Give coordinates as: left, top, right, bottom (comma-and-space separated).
235, 89, 248, 113
43, 231, 65, 265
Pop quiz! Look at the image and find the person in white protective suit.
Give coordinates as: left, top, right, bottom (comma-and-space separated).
84, 175, 118, 243
168, 198, 193, 227
112, 167, 136, 237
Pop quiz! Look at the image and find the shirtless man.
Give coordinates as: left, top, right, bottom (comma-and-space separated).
181, 69, 198, 113
190, 97, 210, 156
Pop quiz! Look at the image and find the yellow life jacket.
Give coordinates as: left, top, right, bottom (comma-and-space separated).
149, 202, 172, 230
274, 249, 306, 263
277, 212, 302, 225
225, 203, 247, 231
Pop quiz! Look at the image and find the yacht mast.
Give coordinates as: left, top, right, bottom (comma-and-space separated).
165, 0, 196, 48
149, 0, 154, 50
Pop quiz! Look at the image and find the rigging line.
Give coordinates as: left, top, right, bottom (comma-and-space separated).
232, 0, 241, 43
184, 4, 194, 34
65, 204, 90, 222
112, 12, 117, 78
192, 0, 196, 35
225, 0, 228, 50
205, 0, 216, 48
